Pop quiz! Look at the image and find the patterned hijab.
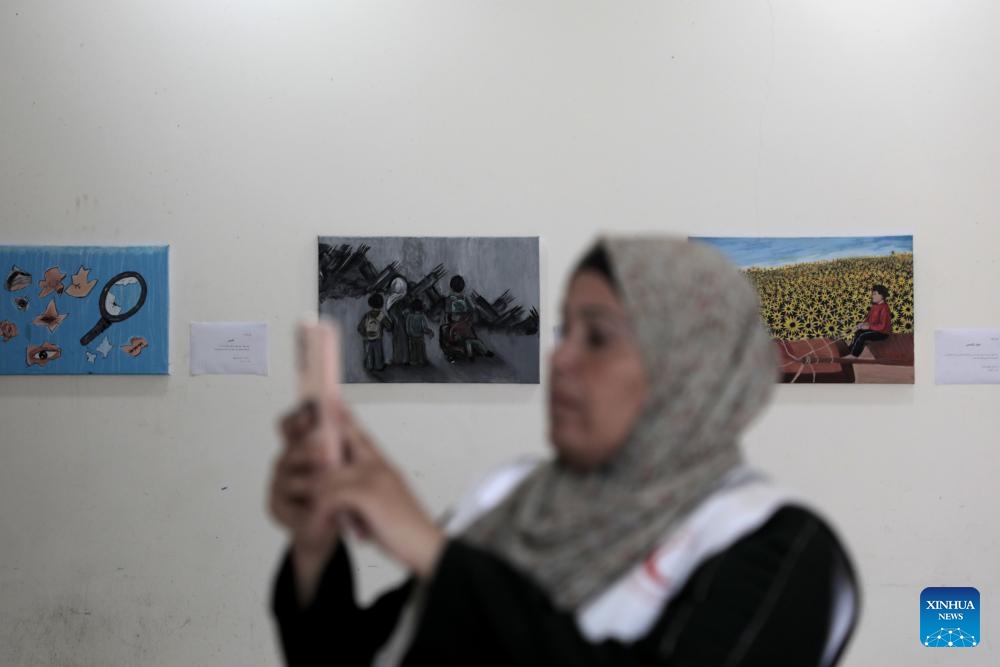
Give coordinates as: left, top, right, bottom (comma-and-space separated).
462, 235, 778, 610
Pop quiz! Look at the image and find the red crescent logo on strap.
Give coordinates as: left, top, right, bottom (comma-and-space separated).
643, 555, 671, 587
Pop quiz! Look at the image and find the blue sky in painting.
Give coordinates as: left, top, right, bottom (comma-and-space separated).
693, 236, 913, 269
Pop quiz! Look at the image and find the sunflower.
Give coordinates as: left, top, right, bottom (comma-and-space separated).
783, 316, 803, 337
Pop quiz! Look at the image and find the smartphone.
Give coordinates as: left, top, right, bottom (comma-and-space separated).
297, 314, 343, 465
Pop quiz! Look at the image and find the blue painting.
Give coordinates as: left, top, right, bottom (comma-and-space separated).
0, 246, 169, 375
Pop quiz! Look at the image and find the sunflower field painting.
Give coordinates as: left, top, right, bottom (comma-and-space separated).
693, 236, 914, 384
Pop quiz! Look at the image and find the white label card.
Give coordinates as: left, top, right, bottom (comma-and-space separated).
935, 329, 1000, 385
190, 322, 269, 376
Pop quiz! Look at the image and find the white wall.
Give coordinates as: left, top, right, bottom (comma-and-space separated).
2, 1, 998, 665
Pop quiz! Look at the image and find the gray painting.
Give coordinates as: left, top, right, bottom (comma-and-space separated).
318, 237, 540, 384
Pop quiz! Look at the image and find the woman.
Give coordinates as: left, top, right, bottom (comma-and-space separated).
268, 236, 860, 666
384, 277, 410, 367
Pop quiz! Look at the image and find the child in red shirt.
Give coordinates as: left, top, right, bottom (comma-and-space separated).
845, 285, 892, 358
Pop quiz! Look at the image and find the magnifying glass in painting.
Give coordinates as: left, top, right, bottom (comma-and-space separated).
79, 271, 148, 346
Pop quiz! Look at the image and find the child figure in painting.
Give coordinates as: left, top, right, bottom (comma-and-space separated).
357, 293, 392, 372
403, 299, 434, 366
845, 285, 892, 358
441, 273, 494, 362
445, 274, 477, 323
442, 313, 495, 363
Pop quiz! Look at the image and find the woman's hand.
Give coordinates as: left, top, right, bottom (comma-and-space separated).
319, 407, 446, 580
268, 401, 341, 605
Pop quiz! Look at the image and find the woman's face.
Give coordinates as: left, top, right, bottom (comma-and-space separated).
549, 269, 650, 469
